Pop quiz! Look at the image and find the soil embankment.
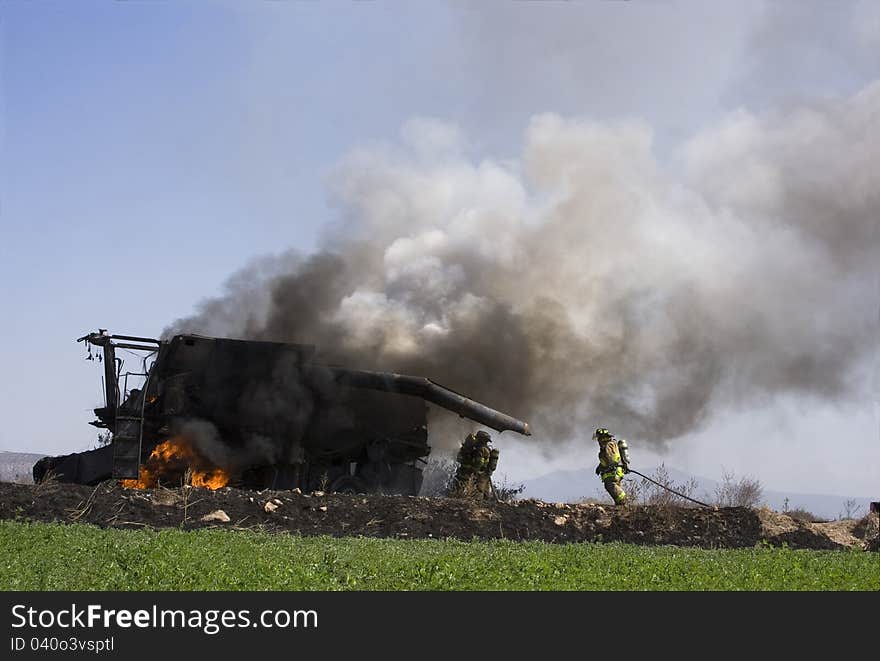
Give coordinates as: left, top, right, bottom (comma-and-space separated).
0, 481, 875, 551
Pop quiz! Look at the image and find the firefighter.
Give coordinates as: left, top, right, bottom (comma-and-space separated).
450, 430, 499, 499
593, 427, 630, 505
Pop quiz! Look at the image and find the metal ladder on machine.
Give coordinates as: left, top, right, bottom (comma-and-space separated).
112, 416, 142, 479
111, 371, 153, 480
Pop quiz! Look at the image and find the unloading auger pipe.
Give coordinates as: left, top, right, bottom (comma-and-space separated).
326, 367, 531, 436
626, 468, 714, 509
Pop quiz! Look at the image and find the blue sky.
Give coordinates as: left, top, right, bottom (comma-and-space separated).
1, 1, 877, 496
0, 1, 471, 461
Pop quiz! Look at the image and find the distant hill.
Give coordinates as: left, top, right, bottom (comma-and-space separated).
0, 452, 45, 484
521, 465, 875, 520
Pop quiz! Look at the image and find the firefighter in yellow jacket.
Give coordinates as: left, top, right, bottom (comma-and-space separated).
594, 427, 630, 505
451, 430, 499, 499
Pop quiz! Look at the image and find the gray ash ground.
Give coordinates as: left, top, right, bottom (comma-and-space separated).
0, 480, 875, 551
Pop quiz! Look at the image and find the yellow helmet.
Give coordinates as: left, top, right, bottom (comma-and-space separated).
592, 427, 612, 442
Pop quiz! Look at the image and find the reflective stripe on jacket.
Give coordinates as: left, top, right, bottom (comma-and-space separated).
458, 443, 492, 474
601, 466, 625, 482
598, 440, 623, 481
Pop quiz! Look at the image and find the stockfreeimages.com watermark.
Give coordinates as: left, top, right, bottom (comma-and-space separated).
10, 603, 318, 636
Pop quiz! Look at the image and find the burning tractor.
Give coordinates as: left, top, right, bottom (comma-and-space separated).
33, 330, 530, 495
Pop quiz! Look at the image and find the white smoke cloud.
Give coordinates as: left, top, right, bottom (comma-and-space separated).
168, 81, 879, 450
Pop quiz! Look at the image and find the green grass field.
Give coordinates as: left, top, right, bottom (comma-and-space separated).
1, 520, 877, 590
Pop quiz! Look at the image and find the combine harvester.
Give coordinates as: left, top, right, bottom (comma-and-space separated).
34, 330, 530, 495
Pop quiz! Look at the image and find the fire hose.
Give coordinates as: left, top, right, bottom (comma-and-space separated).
625, 467, 714, 509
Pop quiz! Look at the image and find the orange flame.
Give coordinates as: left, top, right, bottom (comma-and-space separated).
121, 437, 230, 490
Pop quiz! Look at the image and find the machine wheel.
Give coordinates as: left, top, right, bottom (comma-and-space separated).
329, 475, 368, 495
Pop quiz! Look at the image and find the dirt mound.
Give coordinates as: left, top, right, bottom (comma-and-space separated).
0, 480, 875, 551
